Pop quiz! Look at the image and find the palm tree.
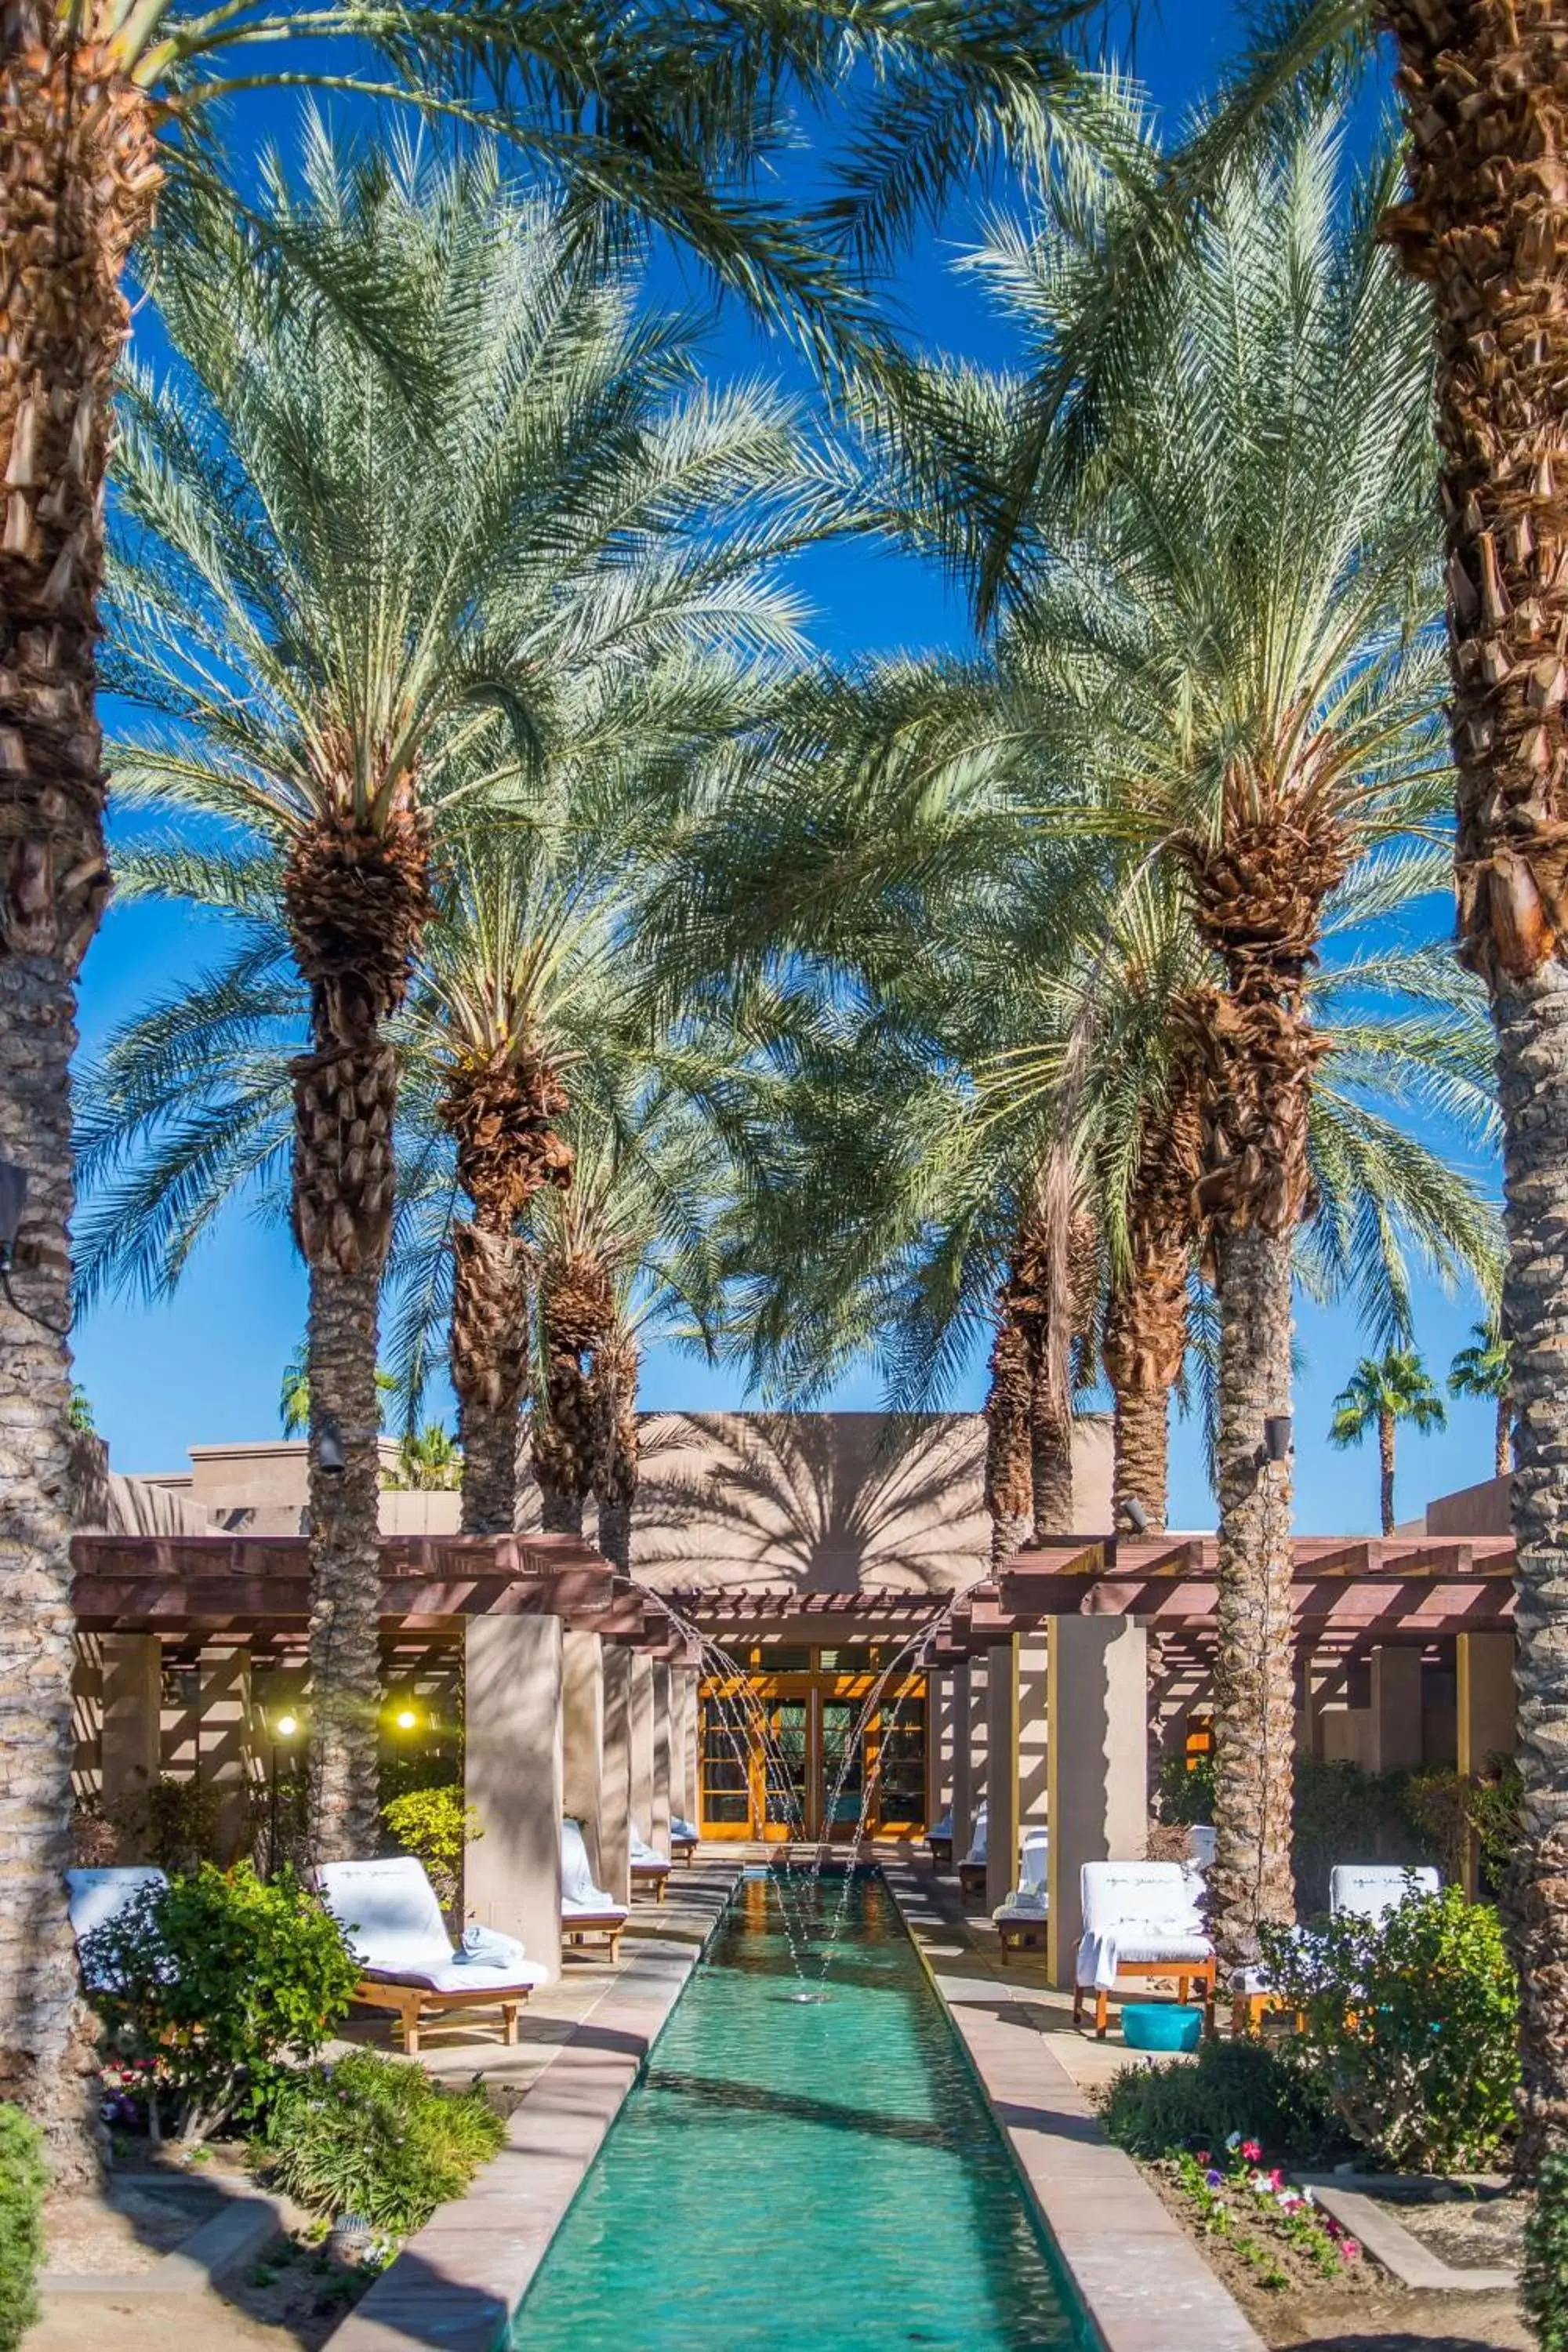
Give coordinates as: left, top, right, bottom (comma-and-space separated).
1328, 1348, 1448, 1536
0, 0, 1099, 2158
279, 1352, 397, 1440
1449, 1321, 1515, 1483
98, 142, 823, 1864
384, 1425, 463, 1493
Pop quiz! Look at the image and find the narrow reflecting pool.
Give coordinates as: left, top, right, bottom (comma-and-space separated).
511, 1871, 1087, 2350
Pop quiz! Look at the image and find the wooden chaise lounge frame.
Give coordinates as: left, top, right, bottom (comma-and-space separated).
563, 1911, 625, 1962
353, 1976, 530, 2058
1073, 1955, 1218, 2038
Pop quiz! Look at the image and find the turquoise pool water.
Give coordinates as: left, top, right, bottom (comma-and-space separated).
510, 1871, 1087, 2350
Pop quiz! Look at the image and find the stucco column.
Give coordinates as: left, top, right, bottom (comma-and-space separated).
949, 1662, 974, 1864
925, 1668, 956, 1832
985, 1638, 1020, 1912
651, 1662, 673, 1854
1018, 1635, 1048, 1830
197, 1642, 254, 1862
601, 1645, 633, 1904
1046, 1616, 1148, 1991
1457, 1630, 1518, 1895
101, 1634, 162, 1818
562, 1629, 606, 1883
465, 1615, 563, 1980
1368, 1646, 1424, 1776
630, 1653, 655, 1848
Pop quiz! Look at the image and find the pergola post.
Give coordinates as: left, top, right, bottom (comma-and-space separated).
985, 1636, 1020, 1913
1457, 1630, 1517, 1895
101, 1634, 162, 1820
1045, 1616, 1148, 1991
949, 1661, 975, 1864
1368, 1646, 1424, 1776
651, 1661, 673, 1855
465, 1615, 563, 1980
630, 1653, 655, 1849
1018, 1635, 1048, 1832
562, 1629, 606, 1884
601, 1646, 633, 1904
197, 1641, 255, 1862
925, 1666, 956, 1834
681, 1666, 702, 1828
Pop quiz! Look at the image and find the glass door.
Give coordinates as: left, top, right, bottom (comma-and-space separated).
764, 1700, 808, 1838
820, 1700, 866, 1841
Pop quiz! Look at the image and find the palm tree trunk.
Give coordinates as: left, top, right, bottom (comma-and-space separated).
303, 1258, 383, 1863
0, 14, 156, 2171
0, 959, 98, 2178
538, 1476, 585, 1536
1109, 1369, 1171, 1536
445, 1050, 570, 1537
1104, 1085, 1199, 1537
1378, 1410, 1396, 1538
591, 1327, 639, 1572
532, 1253, 610, 1544
1029, 1372, 1074, 1539
1497, 1392, 1512, 1482
1210, 1218, 1298, 1969
1380, 3, 1568, 2165
452, 1225, 532, 1536
286, 803, 433, 1860
983, 1308, 1032, 1569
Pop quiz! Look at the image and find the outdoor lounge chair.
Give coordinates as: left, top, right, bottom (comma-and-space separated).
957, 1802, 989, 1899
317, 1857, 546, 2056
926, 1810, 953, 1873
630, 1824, 672, 1900
1072, 1860, 1217, 2038
562, 1817, 629, 1961
993, 1826, 1048, 1959
670, 1815, 699, 1864
67, 1866, 168, 1990
1232, 1863, 1442, 2034
1330, 1864, 1439, 1922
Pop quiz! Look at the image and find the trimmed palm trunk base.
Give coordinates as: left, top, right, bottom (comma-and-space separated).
452, 1223, 532, 1537
1030, 1382, 1074, 1541
1497, 969, 1568, 2163
984, 1312, 1033, 1570
539, 1479, 584, 1537
305, 1260, 384, 1862
1210, 1218, 1298, 1970
0, 956, 98, 2179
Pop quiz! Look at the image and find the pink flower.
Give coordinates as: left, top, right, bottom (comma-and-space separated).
1269, 2168, 1287, 2190
1341, 2239, 1361, 2263
1194, 2151, 1210, 2167
1241, 2139, 1263, 2162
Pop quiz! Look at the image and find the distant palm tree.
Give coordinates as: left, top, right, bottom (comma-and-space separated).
1329, 1350, 1448, 1537
1449, 1322, 1515, 1483
384, 1425, 463, 1494
279, 1354, 396, 1442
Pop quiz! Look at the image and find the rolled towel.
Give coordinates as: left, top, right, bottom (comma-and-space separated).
671, 1817, 698, 1842
459, 1923, 528, 1970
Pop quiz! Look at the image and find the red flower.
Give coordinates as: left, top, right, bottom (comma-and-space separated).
1240, 2139, 1262, 2162
1194, 2151, 1210, 2166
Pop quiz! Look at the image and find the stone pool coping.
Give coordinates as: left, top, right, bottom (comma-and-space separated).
328, 1860, 743, 2352
883, 1864, 1266, 2352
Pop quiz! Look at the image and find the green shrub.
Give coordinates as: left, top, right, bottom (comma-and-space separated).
1098, 2035, 1331, 2162
83, 1863, 360, 2141
0, 2103, 46, 2352
1156, 1749, 1215, 1827
1523, 2148, 1568, 2350
1405, 1756, 1523, 1900
107, 1776, 226, 1874
380, 1785, 479, 1914
1259, 1885, 1519, 2172
259, 2050, 504, 2234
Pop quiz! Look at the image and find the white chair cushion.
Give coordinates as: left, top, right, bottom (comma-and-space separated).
1187, 1825, 1217, 1868
562, 1818, 622, 1911
1330, 1864, 1439, 1923
994, 1891, 1047, 1922
1080, 1861, 1204, 1938
962, 1801, 988, 1867
1018, 1828, 1048, 1896
1110, 1936, 1214, 1965
67, 1867, 167, 1944
364, 1956, 547, 1994
670, 1817, 699, 1842
317, 1857, 452, 1975
563, 1896, 629, 1924
927, 1813, 953, 1842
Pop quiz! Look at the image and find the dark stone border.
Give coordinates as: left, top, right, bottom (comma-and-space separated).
882, 1864, 1265, 2352
328, 1864, 741, 2352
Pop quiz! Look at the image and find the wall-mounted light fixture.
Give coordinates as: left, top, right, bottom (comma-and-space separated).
1120, 1495, 1151, 1537
318, 1417, 346, 1475
0, 1160, 70, 1337
1263, 1414, 1294, 1464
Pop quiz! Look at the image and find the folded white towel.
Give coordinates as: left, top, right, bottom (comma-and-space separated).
459, 1924, 528, 1970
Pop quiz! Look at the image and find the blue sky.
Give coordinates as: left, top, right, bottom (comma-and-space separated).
70, 5, 1503, 1534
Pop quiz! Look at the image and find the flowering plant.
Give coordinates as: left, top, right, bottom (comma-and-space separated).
1171, 2134, 1358, 2286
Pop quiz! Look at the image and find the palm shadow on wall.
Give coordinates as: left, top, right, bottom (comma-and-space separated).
626, 1411, 993, 1593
